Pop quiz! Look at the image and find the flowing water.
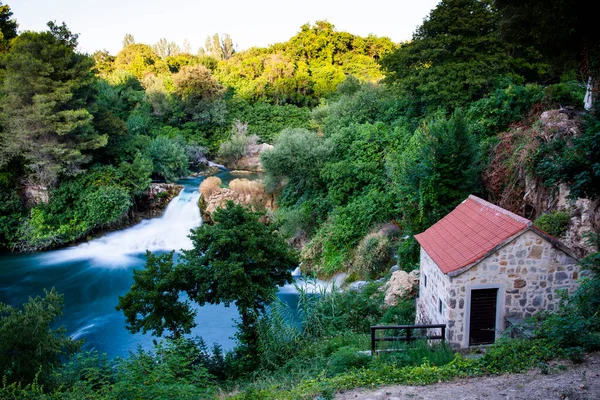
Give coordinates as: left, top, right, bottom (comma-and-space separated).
0, 170, 270, 358
0, 170, 334, 358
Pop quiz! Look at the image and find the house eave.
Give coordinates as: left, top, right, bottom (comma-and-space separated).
446, 224, 578, 277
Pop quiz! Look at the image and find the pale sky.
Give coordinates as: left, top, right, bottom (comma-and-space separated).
9, 0, 440, 55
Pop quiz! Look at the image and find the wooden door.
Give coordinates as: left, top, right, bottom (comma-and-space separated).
469, 288, 498, 346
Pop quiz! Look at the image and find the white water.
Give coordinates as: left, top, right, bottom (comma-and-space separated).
42, 190, 202, 267
208, 160, 226, 169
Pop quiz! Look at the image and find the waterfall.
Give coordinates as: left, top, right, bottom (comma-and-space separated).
43, 190, 202, 266
207, 161, 227, 169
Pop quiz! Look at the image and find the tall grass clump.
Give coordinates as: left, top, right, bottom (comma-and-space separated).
199, 176, 222, 198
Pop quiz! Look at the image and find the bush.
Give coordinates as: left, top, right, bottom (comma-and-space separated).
544, 81, 586, 108
217, 121, 250, 165
534, 211, 570, 237
0, 289, 83, 386
16, 167, 135, 251
199, 176, 222, 199
229, 178, 266, 202
353, 232, 393, 279
148, 136, 189, 181
326, 346, 370, 377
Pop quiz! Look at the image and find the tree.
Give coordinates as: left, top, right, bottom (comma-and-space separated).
0, 289, 83, 385
0, 22, 107, 187
172, 64, 225, 123
117, 203, 298, 367
148, 136, 189, 181
380, 0, 508, 112
204, 33, 235, 60
389, 110, 482, 244
117, 251, 196, 339
122, 33, 135, 48
0, 1, 17, 51
153, 37, 180, 59
261, 128, 333, 206
182, 202, 297, 365
114, 43, 168, 79
495, 0, 600, 80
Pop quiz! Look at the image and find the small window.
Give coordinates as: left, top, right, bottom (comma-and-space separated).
438, 298, 443, 314
424, 274, 428, 287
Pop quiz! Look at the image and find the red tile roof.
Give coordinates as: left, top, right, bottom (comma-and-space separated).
415, 195, 531, 274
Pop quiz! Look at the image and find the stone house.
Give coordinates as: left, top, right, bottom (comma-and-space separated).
414, 195, 580, 349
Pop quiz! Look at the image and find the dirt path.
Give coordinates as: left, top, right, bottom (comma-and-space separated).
335, 353, 600, 400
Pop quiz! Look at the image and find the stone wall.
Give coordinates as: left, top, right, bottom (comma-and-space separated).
416, 248, 451, 330
445, 229, 579, 348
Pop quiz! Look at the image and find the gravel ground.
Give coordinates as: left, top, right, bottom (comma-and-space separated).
335, 353, 600, 400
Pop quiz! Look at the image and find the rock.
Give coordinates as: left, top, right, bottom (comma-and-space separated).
136, 183, 184, 218
19, 184, 49, 206
382, 269, 420, 307
199, 178, 274, 224
231, 143, 274, 172
349, 281, 369, 291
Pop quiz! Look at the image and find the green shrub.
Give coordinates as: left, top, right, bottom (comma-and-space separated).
379, 299, 416, 326
544, 81, 586, 107
0, 289, 83, 387
352, 232, 393, 279
148, 136, 189, 181
477, 338, 556, 374
326, 347, 370, 377
534, 211, 570, 237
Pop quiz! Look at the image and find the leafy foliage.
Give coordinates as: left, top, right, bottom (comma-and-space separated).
0, 23, 106, 187
352, 232, 393, 279
0, 289, 83, 386
381, 0, 508, 112
182, 202, 298, 367
117, 251, 196, 339
534, 211, 570, 238
534, 110, 600, 199
389, 111, 482, 238
148, 136, 189, 181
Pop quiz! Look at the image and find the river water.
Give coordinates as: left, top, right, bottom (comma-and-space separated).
0, 170, 308, 358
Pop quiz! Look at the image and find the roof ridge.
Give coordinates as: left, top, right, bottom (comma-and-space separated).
467, 195, 532, 226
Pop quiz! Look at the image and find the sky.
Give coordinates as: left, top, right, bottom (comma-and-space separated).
9, 0, 440, 55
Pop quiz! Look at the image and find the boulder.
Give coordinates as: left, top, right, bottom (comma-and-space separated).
199, 178, 274, 224
231, 143, 274, 172
382, 269, 420, 307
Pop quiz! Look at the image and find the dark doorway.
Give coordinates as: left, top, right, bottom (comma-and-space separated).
469, 288, 498, 346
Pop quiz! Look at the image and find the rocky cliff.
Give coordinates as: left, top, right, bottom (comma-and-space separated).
484, 109, 599, 257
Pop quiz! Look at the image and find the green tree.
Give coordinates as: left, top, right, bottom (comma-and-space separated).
117, 251, 196, 339
0, 289, 83, 385
118, 203, 298, 369
0, 1, 17, 51
182, 202, 298, 367
0, 22, 107, 187
381, 0, 508, 112
172, 64, 226, 124
114, 43, 168, 79
495, 0, 600, 79
390, 111, 482, 243
148, 136, 189, 181
261, 128, 333, 206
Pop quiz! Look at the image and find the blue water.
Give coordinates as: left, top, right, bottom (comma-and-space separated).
0, 170, 302, 359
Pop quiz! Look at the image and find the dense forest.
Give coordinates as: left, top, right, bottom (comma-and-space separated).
1, 0, 600, 398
